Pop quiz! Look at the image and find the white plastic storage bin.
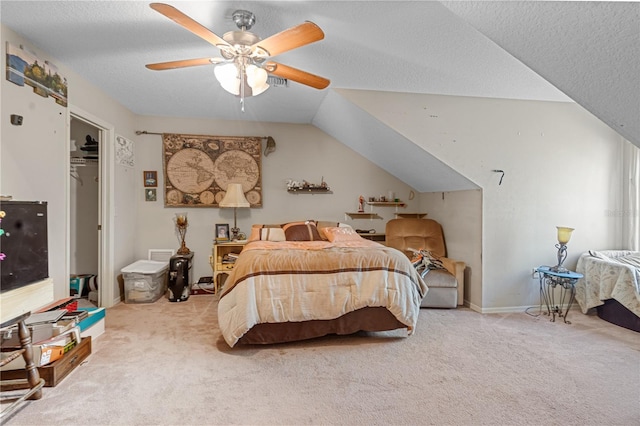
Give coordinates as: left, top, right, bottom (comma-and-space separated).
121, 260, 169, 303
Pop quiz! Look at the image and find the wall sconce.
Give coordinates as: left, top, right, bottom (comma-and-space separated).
264, 136, 276, 156
550, 226, 574, 273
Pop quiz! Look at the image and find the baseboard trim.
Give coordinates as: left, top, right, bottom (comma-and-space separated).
468, 302, 580, 315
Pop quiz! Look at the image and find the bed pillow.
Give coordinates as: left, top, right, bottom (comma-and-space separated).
323, 226, 363, 242
316, 221, 353, 240
283, 221, 323, 241
248, 224, 286, 242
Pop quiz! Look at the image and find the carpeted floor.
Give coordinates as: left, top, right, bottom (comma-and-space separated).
3, 294, 639, 425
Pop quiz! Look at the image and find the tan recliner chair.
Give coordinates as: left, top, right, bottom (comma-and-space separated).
385, 218, 464, 308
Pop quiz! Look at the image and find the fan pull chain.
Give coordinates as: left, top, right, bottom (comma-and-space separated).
240, 62, 246, 113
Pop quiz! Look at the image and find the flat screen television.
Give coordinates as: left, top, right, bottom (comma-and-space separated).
0, 200, 49, 292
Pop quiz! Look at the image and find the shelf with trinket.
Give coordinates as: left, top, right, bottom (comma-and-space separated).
286, 177, 332, 194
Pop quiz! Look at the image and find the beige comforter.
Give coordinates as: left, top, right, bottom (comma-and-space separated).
217, 239, 428, 347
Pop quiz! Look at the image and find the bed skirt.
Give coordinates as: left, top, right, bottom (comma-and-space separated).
237, 306, 407, 345
596, 299, 640, 333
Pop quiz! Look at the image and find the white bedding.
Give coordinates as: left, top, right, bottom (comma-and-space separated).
575, 250, 640, 317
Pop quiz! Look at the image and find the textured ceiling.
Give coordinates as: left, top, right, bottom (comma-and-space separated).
1, 1, 637, 192
0, 1, 571, 124
442, 1, 640, 148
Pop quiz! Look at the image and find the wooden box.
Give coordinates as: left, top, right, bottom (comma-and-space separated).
1, 336, 91, 388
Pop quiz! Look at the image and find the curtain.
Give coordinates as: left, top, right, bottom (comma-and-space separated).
622, 140, 640, 251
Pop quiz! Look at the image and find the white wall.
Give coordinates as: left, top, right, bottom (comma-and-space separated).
1, 24, 138, 303
343, 90, 624, 312
2, 23, 625, 312
2, 27, 68, 300
132, 116, 420, 283
419, 189, 482, 307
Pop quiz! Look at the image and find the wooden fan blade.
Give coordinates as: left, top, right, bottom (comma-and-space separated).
256, 22, 324, 57
150, 3, 229, 48
266, 62, 330, 90
146, 57, 213, 70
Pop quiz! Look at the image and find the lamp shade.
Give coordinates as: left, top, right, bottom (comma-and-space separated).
214, 63, 240, 95
556, 226, 574, 244
214, 61, 270, 99
246, 64, 269, 96
219, 183, 250, 208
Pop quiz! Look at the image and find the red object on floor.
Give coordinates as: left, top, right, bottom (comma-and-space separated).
36, 297, 78, 313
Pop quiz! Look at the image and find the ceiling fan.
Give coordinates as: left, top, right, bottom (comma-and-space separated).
145, 3, 330, 111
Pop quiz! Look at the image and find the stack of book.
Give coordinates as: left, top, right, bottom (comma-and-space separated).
34, 298, 105, 339
222, 253, 240, 264
1, 321, 81, 370
0, 298, 104, 387
191, 276, 215, 295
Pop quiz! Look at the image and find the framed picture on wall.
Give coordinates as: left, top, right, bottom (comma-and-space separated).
144, 171, 157, 187
215, 223, 230, 241
145, 188, 157, 202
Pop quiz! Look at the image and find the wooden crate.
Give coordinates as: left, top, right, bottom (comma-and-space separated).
1, 336, 91, 388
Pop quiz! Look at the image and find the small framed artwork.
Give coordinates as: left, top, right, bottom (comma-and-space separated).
215, 223, 230, 241
144, 170, 157, 187
145, 188, 157, 202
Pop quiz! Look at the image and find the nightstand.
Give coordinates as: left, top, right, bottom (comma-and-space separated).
211, 241, 247, 293
536, 266, 584, 324
357, 232, 386, 243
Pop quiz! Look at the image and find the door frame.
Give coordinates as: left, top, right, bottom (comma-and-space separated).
67, 105, 116, 307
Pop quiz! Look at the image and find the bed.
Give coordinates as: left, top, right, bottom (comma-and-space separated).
217, 221, 428, 347
575, 250, 640, 332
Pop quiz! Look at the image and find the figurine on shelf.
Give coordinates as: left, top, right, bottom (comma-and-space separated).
286, 179, 301, 190
358, 195, 365, 212
286, 178, 331, 192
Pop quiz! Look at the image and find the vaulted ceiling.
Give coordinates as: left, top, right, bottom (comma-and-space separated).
2, 1, 638, 191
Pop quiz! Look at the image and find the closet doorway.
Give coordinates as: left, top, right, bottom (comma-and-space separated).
68, 107, 115, 308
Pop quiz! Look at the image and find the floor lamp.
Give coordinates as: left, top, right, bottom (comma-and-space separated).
219, 183, 250, 240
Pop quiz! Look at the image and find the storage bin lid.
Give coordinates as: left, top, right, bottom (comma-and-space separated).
121, 260, 168, 274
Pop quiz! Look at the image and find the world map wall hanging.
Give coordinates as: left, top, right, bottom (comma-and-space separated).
162, 133, 262, 207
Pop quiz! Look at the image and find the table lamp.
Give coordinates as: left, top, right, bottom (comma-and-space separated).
219, 183, 250, 240
550, 226, 574, 273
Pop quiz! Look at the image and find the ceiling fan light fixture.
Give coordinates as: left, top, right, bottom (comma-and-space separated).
231, 10, 256, 31
214, 61, 269, 98
246, 64, 269, 96
146, 4, 329, 112
223, 30, 260, 51
214, 63, 240, 95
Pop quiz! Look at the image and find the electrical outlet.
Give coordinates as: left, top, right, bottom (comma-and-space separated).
531, 268, 539, 279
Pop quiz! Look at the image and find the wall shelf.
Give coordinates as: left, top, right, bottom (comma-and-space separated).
366, 201, 405, 207
287, 188, 333, 194
70, 157, 98, 166
395, 213, 427, 219
347, 199, 406, 220
345, 212, 381, 219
